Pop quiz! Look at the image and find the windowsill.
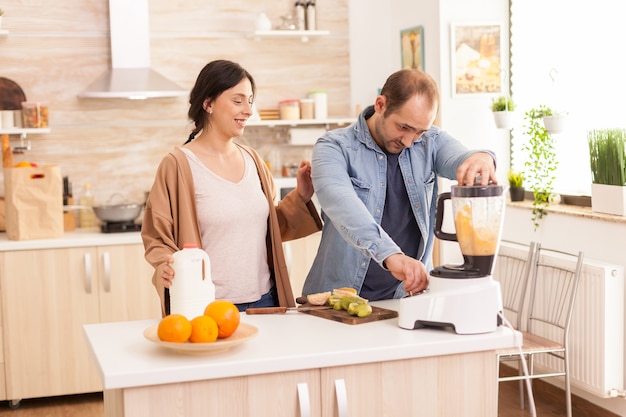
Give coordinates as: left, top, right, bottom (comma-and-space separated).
507, 199, 626, 225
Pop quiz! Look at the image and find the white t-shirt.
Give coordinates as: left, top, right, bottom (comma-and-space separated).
181, 147, 271, 303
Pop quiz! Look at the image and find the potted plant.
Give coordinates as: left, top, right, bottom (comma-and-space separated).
507, 169, 525, 201
491, 95, 515, 129
539, 106, 568, 134
588, 128, 626, 215
522, 105, 558, 229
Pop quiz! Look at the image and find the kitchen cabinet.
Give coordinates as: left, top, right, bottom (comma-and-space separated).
0, 243, 161, 403
115, 369, 322, 417
101, 348, 497, 417
320, 352, 497, 416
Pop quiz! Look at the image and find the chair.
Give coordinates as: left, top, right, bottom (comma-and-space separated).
497, 243, 584, 417
493, 241, 536, 409
493, 240, 536, 330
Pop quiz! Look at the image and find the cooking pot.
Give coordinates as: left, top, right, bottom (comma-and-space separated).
92, 193, 142, 223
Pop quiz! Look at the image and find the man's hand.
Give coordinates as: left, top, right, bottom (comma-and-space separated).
456, 152, 497, 186
384, 253, 429, 294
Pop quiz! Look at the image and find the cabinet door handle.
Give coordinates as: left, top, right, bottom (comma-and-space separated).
297, 382, 311, 417
103, 251, 111, 292
335, 379, 348, 417
84, 252, 92, 293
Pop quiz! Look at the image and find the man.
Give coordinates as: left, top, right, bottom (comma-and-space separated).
302, 69, 497, 301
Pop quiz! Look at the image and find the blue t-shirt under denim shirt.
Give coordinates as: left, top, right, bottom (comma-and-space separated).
360, 151, 421, 300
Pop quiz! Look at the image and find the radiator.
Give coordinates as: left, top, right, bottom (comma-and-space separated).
498, 241, 625, 398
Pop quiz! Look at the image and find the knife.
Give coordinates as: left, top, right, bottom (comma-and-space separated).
245, 306, 332, 314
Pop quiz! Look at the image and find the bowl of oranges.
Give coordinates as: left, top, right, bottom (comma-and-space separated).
143, 300, 258, 354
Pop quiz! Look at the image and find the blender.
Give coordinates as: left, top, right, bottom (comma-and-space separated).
398, 184, 506, 334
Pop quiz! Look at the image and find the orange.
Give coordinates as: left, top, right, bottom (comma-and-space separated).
204, 300, 240, 338
15, 161, 33, 168
157, 314, 192, 343
189, 315, 219, 343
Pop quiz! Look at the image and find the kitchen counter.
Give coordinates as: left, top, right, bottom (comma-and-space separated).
0, 230, 142, 251
84, 299, 520, 416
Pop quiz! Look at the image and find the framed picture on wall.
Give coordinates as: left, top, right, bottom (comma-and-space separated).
450, 22, 502, 96
400, 25, 424, 71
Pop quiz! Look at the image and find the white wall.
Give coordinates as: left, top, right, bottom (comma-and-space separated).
349, 1, 626, 414
348, 0, 396, 113
349, 0, 511, 265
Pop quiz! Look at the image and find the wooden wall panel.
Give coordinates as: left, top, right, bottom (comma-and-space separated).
0, 0, 350, 205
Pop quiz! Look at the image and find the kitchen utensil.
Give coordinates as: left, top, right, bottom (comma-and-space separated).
0, 77, 26, 110
398, 185, 506, 334
143, 322, 258, 355
299, 305, 398, 325
92, 193, 142, 223
245, 305, 332, 314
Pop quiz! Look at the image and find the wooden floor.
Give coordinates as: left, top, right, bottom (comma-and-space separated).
0, 366, 616, 417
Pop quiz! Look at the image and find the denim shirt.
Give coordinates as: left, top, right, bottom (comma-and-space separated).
302, 105, 495, 299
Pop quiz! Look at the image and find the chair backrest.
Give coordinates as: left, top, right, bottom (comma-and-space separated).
493, 241, 536, 329
526, 243, 584, 344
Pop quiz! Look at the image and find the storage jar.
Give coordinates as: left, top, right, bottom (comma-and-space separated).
279, 99, 301, 120
308, 90, 328, 119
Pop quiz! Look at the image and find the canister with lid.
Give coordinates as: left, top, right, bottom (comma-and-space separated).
299, 98, 314, 119
279, 99, 301, 120
308, 90, 328, 119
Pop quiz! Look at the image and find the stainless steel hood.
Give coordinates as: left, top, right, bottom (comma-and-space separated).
79, 0, 187, 100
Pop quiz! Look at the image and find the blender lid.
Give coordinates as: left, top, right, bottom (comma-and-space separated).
451, 184, 504, 197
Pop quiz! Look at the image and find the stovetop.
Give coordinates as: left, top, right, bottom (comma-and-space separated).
101, 222, 142, 233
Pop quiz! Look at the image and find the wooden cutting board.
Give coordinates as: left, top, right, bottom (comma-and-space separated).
298, 304, 398, 325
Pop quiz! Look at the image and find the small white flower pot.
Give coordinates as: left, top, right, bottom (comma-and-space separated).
492, 111, 515, 129
543, 115, 567, 134
591, 183, 626, 216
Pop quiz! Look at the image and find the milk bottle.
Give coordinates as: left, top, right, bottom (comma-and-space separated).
169, 243, 215, 320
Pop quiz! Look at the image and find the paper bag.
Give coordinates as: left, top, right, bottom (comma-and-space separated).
4, 165, 64, 240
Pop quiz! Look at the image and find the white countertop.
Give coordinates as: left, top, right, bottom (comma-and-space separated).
0, 230, 142, 251
83, 299, 521, 390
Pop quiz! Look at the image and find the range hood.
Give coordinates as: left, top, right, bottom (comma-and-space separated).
79, 0, 187, 100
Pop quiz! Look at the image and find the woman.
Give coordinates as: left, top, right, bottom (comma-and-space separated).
142, 60, 322, 316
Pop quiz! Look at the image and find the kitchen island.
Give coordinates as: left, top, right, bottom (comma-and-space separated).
84, 299, 520, 417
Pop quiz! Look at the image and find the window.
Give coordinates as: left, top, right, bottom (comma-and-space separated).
510, 0, 626, 196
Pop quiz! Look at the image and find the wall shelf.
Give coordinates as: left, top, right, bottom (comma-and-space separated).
0, 128, 50, 135
246, 118, 354, 128
251, 30, 330, 42
0, 128, 51, 152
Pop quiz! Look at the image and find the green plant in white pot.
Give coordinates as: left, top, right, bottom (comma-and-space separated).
540, 106, 568, 134
507, 169, 525, 201
491, 95, 515, 129
523, 105, 558, 229
588, 128, 626, 215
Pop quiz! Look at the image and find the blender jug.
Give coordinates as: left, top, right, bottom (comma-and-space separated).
432, 184, 505, 278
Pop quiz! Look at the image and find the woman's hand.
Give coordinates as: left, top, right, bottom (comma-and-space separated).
296, 160, 314, 202
160, 256, 175, 288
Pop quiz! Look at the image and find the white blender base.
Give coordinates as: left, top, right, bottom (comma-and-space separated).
398, 276, 503, 334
